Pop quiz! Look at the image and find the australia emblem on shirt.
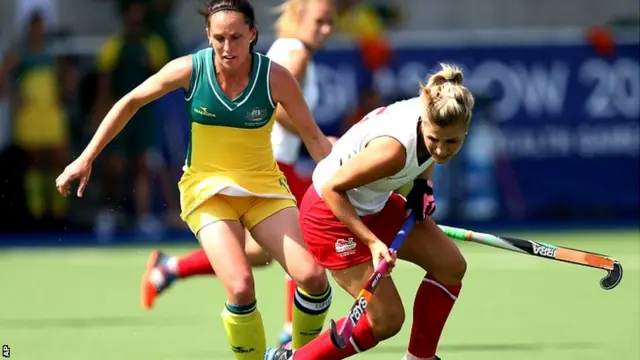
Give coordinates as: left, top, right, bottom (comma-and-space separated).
246, 107, 268, 122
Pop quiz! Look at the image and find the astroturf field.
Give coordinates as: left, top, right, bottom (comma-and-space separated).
1, 230, 638, 360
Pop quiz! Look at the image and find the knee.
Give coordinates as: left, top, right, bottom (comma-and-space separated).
449, 254, 467, 282
456, 256, 467, 280
429, 253, 467, 285
293, 264, 328, 294
369, 302, 405, 341
247, 249, 273, 267
225, 273, 256, 305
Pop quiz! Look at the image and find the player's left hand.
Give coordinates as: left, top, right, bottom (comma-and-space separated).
404, 178, 436, 221
56, 157, 93, 198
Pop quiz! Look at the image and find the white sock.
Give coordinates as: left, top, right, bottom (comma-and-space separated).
165, 257, 178, 275
282, 322, 292, 334
150, 268, 166, 288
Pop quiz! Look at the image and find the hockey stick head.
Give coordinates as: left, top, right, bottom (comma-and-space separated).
600, 260, 623, 290
329, 319, 348, 349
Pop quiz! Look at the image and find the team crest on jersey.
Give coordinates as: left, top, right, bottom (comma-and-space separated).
246, 107, 268, 122
335, 238, 357, 256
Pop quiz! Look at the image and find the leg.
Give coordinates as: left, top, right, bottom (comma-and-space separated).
278, 162, 313, 343
49, 144, 69, 220
95, 152, 125, 239
190, 196, 266, 360
24, 149, 46, 220
141, 229, 274, 310
246, 203, 332, 349
129, 112, 161, 236
177, 232, 272, 277
198, 221, 266, 360
398, 218, 467, 360
280, 272, 296, 345
264, 188, 410, 359
286, 262, 405, 360
131, 154, 152, 221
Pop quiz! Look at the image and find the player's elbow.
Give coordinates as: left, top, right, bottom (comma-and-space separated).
320, 182, 335, 201
115, 92, 145, 120
120, 94, 140, 114
321, 179, 345, 200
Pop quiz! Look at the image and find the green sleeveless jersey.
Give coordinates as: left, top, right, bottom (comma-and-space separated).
185, 48, 276, 129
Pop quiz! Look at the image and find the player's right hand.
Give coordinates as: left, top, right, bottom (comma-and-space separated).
368, 240, 396, 275
56, 157, 93, 198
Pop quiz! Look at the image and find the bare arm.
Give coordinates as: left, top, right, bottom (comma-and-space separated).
80, 55, 192, 162
270, 48, 310, 134
321, 137, 406, 247
271, 62, 331, 162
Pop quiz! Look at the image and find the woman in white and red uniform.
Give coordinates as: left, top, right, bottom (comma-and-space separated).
139, 0, 335, 347
266, 64, 475, 360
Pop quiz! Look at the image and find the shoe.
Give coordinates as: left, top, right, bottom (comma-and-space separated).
264, 348, 294, 360
140, 250, 176, 310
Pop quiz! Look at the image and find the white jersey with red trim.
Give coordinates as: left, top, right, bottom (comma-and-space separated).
266, 38, 319, 165
312, 97, 435, 215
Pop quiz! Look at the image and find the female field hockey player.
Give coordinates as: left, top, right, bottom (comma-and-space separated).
139, 0, 336, 346
55, 1, 334, 359
266, 63, 475, 360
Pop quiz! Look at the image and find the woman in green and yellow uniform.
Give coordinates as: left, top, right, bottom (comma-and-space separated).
56, 1, 333, 359
0, 11, 69, 221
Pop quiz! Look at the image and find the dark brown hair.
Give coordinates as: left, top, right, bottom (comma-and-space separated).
201, 0, 259, 50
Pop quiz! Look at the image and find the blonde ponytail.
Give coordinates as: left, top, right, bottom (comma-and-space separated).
420, 63, 475, 128
274, 0, 305, 38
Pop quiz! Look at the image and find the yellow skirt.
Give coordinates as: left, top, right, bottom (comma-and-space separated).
14, 105, 67, 149
179, 170, 297, 234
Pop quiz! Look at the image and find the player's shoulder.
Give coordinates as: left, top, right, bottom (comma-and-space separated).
191, 47, 211, 58
266, 38, 306, 55
363, 97, 421, 139
266, 38, 309, 63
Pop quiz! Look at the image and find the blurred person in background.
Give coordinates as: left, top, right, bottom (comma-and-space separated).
15, 0, 59, 36
0, 10, 72, 227
138, 0, 336, 347
341, 86, 384, 133
335, 0, 393, 72
92, 0, 169, 239
146, 0, 180, 59
113, 0, 180, 57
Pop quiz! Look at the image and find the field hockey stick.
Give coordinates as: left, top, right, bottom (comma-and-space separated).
438, 225, 623, 290
329, 214, 416, 349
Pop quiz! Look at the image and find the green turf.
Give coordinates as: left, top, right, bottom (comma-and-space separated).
1, 231, 638, 360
